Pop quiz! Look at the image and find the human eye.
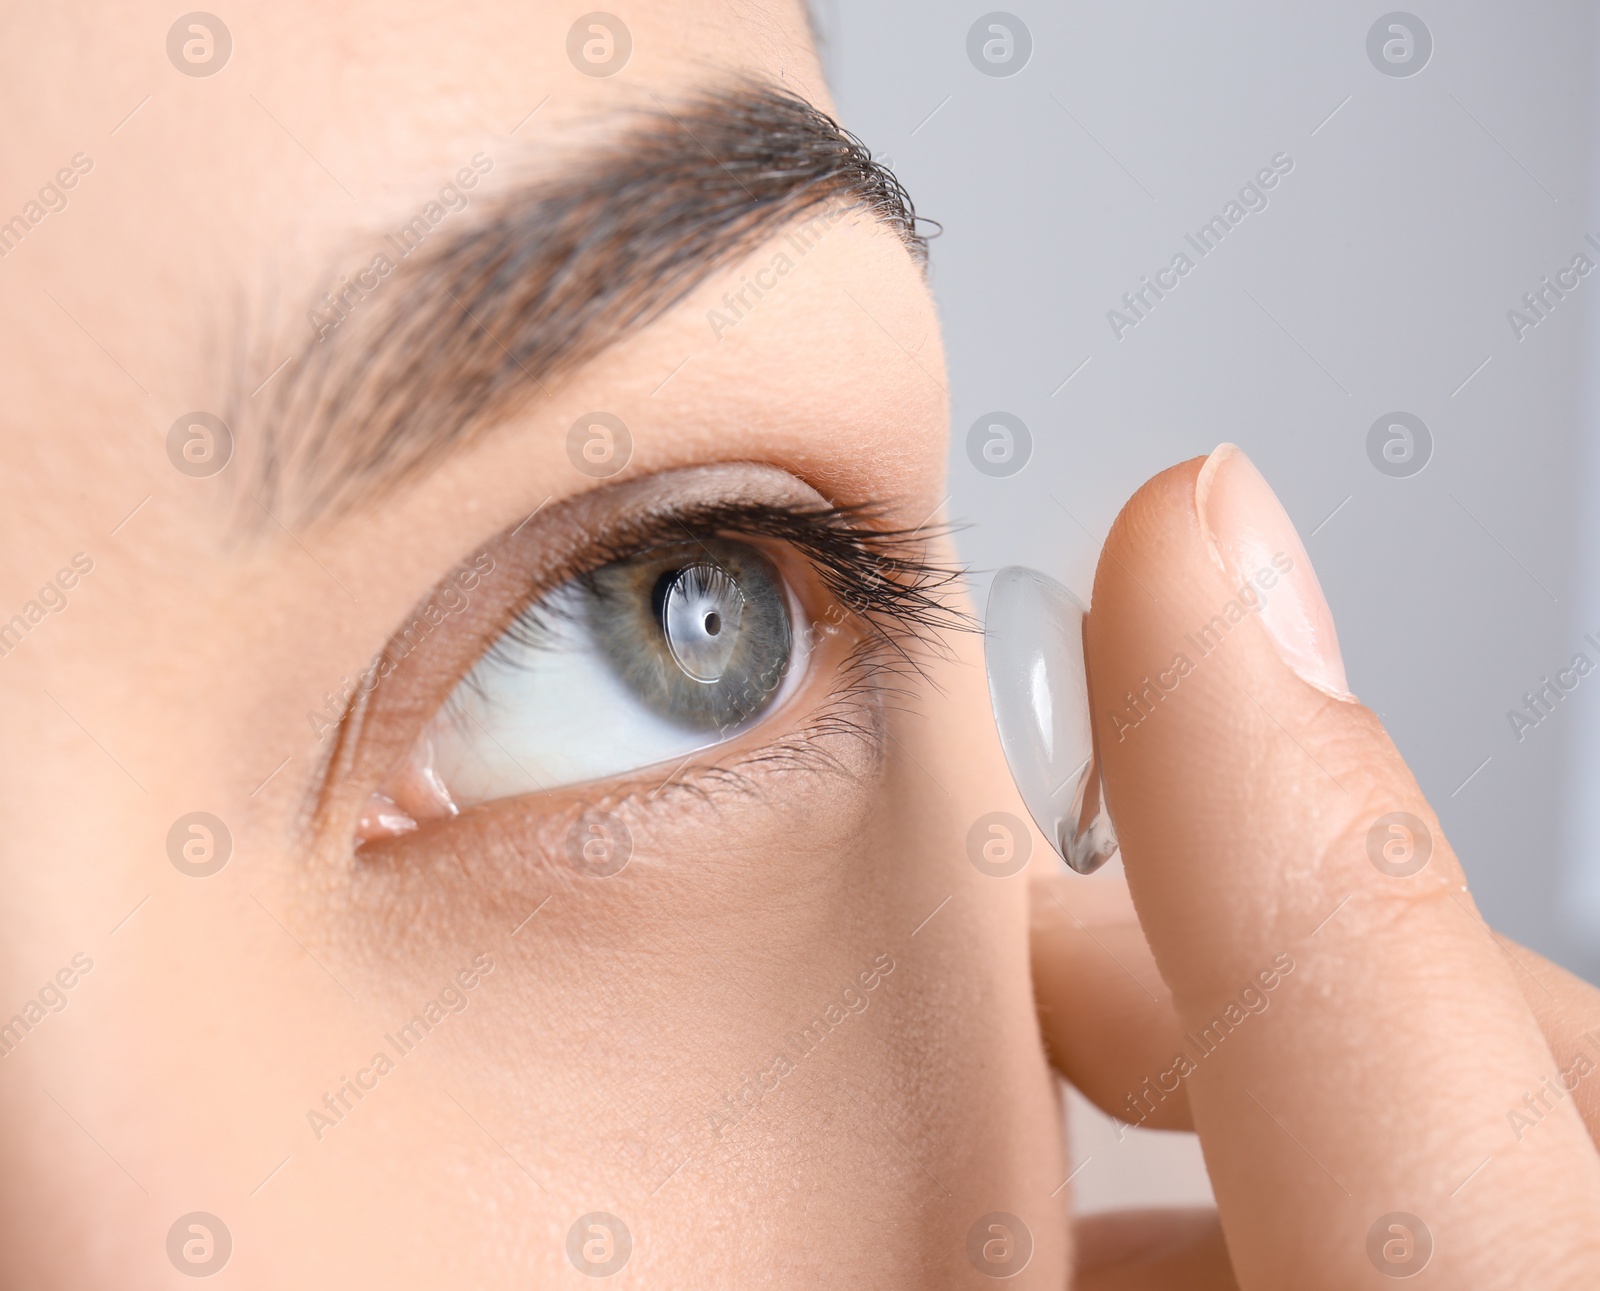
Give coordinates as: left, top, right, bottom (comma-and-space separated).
341, 465, 962, 844
404, 534, 807, 813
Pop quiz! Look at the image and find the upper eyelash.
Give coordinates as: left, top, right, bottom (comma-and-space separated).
485, 500, 973, 671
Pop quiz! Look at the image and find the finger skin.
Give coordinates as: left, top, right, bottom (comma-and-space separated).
1074, 1208, 1237, 1290
1084, 456, 1600, 1287
1030, 877, 1600, 1146
1500, 934, 1600, 1150
1030, 873, 1193, 1130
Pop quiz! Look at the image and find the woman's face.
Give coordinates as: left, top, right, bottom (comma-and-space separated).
1, 2, 1066, 1284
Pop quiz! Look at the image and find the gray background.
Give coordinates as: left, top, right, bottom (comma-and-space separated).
820, 1, 1600, 986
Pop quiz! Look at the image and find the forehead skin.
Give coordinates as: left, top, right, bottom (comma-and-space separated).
0, 3, 1063, 1287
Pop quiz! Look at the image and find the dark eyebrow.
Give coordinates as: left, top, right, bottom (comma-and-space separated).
245, 81, 926, 527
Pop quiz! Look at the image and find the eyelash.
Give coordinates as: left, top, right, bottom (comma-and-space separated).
488, 500, 971, 673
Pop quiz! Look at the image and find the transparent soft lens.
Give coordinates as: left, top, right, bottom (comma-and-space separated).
984, 566, 1118, 874
663, 563, 745, 682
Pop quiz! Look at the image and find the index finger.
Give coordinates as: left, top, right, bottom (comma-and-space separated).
1085, 447, 1600, 1286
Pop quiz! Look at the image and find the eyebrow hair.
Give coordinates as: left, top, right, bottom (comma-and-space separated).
247, 82, 926, 527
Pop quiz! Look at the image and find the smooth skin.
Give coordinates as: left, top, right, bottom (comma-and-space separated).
5, 2, 1600, 1287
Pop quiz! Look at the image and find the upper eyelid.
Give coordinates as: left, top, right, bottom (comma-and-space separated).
489, 500, 970, 669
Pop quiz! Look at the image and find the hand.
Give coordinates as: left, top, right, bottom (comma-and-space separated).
1031, 446, 1600, 1288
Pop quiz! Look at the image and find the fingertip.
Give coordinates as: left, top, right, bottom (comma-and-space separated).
1094, 455, 1211, 610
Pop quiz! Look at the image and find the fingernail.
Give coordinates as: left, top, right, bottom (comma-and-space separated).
1195, 444, 1353, 699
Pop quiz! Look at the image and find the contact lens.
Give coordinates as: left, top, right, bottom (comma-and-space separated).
662, 563, 746, 683
587, 538, 792, 731
984, 566, 1119, 874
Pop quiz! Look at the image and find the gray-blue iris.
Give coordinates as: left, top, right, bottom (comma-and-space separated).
585, 538, 792, 731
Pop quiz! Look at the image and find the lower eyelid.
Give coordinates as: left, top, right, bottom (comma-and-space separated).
376, 616, 892, 861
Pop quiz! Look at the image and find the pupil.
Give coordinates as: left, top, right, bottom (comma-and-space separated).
704, 612, 720, 636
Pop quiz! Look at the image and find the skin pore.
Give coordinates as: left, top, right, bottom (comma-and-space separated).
0, 2, 1068, 1286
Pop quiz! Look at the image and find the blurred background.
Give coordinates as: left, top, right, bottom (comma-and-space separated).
815, 0, 1600, 1211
